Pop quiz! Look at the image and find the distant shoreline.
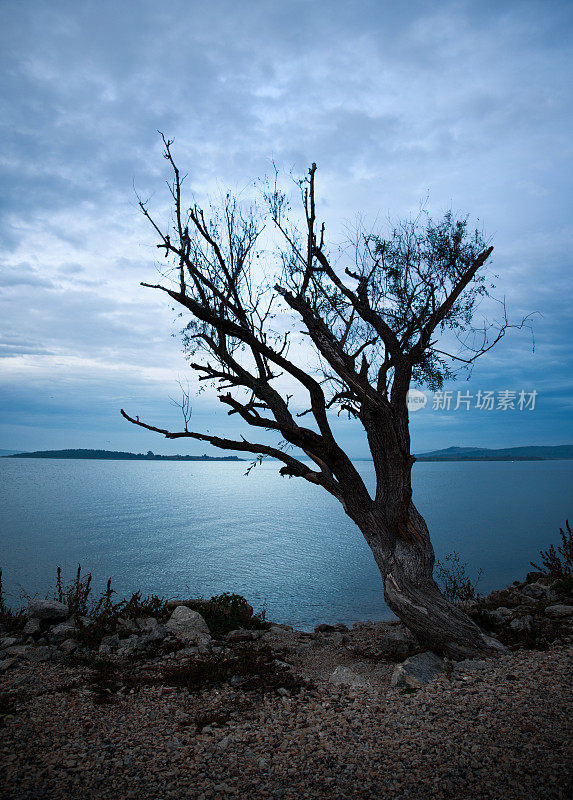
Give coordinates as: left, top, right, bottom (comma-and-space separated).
2, 445, 573, 462
2, 448, 244, 462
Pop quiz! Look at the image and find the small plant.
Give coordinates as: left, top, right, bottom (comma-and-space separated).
186, 592, 268, 635
530, 520, 573, 580
48, 566, 170, 648
88, 656, 122, 704
435, 552, 482, 605
0, 569, 26, 632
119, 590, 169, 622
54, 564, 93, 615
0, 691, 16, 726
162, 644, 309, 695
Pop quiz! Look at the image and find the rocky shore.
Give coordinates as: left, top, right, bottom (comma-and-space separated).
1, 573, 572, 799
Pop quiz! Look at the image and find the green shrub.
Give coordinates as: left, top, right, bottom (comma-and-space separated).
186, 592, 268, 635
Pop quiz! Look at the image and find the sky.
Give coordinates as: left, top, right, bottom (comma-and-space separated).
0, 0, 572, 458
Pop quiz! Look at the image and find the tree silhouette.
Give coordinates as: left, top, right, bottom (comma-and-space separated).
122, 136, 531, 658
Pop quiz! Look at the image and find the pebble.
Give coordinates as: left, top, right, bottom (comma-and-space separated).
1, 592, 571, 800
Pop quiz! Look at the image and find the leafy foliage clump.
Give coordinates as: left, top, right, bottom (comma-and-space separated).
54, 564, 93, 615
162, 644, 308, 695
49, 565, 171, 648
434, 552, 482, 605
530, 520, 573, 580
186, 592, 268, 635
53, 564, 169, 622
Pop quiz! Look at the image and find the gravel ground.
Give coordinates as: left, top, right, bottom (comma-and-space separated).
1, 642, 571, 800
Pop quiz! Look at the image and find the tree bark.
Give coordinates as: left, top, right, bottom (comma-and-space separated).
358, 503, 504, 660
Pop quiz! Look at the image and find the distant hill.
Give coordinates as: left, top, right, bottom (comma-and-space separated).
415, 445, 573, 461
3, 448, 243, 462
4, 446, 572, 463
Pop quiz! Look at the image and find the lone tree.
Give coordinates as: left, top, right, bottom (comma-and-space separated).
123, 137, 528, 659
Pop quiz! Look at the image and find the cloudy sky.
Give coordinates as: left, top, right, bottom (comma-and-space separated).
1, 0, 572, 457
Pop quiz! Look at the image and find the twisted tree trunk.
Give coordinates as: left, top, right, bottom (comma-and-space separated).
357, 503, 504, 660
348, 396, 505, 660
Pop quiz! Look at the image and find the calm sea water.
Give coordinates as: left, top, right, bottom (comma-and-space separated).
0, 459, 571, 630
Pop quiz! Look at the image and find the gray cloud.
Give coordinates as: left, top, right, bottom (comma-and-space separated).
0, 0, 571, 453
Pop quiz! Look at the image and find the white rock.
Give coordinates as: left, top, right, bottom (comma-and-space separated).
329, 666, 371, 689
27, 599, 69, 621
165, 606, 211, 642
391, 651, 445, 689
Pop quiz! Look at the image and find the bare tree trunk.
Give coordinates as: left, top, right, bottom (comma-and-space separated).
358, 504, 504, 660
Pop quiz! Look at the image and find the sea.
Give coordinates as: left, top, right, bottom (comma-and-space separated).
0, 458, 571, 630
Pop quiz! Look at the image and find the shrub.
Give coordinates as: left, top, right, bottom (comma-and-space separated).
161, 644, 309, 695
530, 520, 573, 580
435, 552, 482, 605
54, 564, 93, 615
186, 592, 268, 635
0, 569, 26, 632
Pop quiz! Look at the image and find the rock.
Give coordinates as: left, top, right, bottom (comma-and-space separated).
453, 658, 489, 674
165, 606, 211, 642
0, 657, 17, 672
99, 634, 120, 654
176, 645, 200, 657
226, 628, 261, 643
0, 636, 19, 650
23, 619, 42, 637
116, 635, 142, 657
521, 582, 556, 602
329, 666, 371, 689
197, 637, 212, 654
11, 645, 57, 663
544, 604, 573, 618
391, 651, 445, 689
59, 638, 78, 654
487, 607, 513, 625
27, 599, 69, 621
509, 615, 533, 632
116, 617, 140, 635
314, 624, 336, 633
525, 571, 544, 583
5, 645, 30, 657
377, 624, 419, 660
137, 618, 168, 641
48, 620, 78, 642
